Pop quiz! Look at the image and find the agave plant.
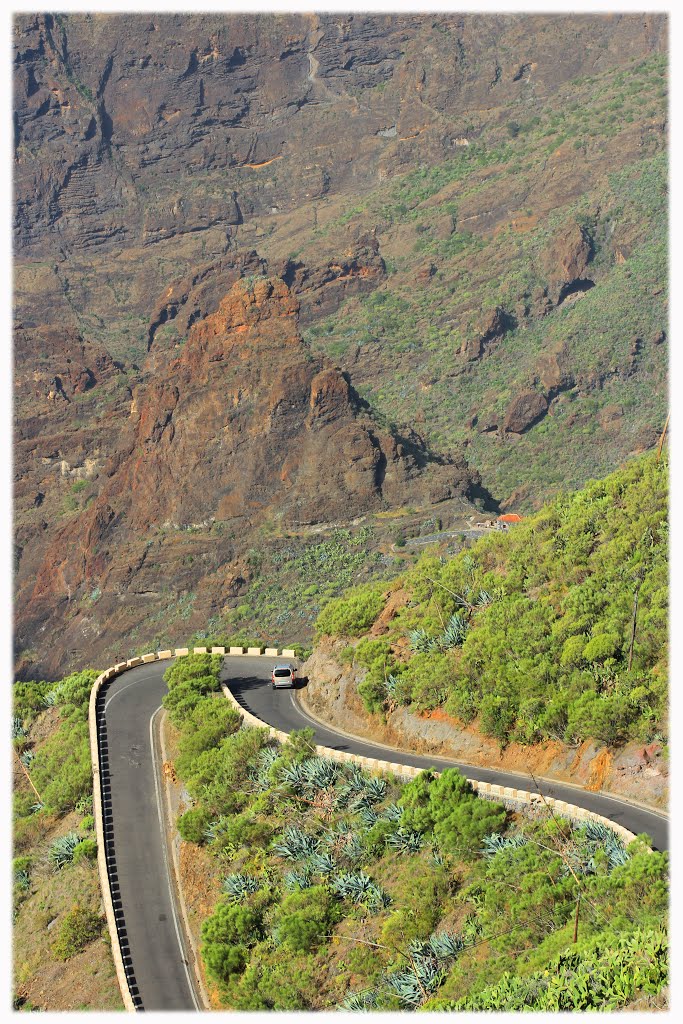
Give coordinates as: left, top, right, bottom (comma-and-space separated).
222, 873, 260, 900
383, 803, 404, 822
272, 825, 319, 861
343, 833, 365, 865
331, 871, 376, 903
322, 821, 352, 847
19, 750, 35, 767
337, 763, 368, 804
384, 968, 427, 1007
429, 845, 445, 866
386, 828, 424, 854
11, 717, 26, 741
481, 832, 528, 858
283, 867, 313, 892
41, 686, 63, 708
426, 931, 465, 960
476, 589, 494, 608
13, 869, 30, 893
278, 761, 308, 789
570, 822, 629, 874
384, 674, 401, 700
366, 883, 392, 912
363, 777, 387, 804
203, 817, 231, 843
301, 757, 339, 792
439, 613, 469, 650
408, 628, 440, 654
353, 801, 380, 829
30, 801, 44, 814
248, 746, 280, 790
307, 851, 337, 876
339, 988, 379, 1011
49, 832, 83, 870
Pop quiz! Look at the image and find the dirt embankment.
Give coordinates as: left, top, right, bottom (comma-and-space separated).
302, 639, 669, 812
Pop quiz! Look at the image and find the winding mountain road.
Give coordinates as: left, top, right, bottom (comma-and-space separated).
101, 655, 668, 1011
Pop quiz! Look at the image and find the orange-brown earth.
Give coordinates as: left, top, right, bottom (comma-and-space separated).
303, 638, 669, 810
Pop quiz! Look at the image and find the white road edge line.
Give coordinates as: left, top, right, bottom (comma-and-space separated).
104, 674, 157, 711
149, 704, 201, 1012
292, 690, 669, 822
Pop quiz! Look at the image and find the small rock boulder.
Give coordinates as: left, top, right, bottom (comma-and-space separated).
503, 389, 548, 433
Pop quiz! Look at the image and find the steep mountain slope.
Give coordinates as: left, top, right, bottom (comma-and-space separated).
16, 275, 479, 678
13, 13, 668, 675
305, 452, 668, 807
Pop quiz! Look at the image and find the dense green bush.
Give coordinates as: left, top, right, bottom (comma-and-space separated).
400, 768, 505, 858
273, 885, 341, 953
72, 838, 97, 865
178, 807, 213, 843
175, 699, 241, 775
315, 582, 386, 638
434, 928, 667, 1011
30, 722, 92, 815
201, 901, 263, 984
183, 727, 269, 815
52, 905, 102, 961
335, 454, 667, 747
164, 653, 223, 689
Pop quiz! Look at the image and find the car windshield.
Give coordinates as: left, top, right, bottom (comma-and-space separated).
274, 668, 292, 677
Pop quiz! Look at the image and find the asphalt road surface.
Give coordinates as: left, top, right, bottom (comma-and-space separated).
101, 655, 669, 1010
101, 662, 200, 1011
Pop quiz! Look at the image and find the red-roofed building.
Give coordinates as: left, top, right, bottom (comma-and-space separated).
498, 513, 523, 523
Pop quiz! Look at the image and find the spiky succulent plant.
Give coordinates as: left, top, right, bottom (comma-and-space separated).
272, 825, 320, 861
283, 867, 313, 892
481, 832, 528, 858
222, 873, 260, 900
49, 832, 83, 870
307, 851, 337, 876
386, 828, 424, 853
11, 716, 26, 740
339, 988, 379, 1011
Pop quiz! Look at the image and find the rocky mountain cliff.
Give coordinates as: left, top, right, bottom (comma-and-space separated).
14, 12, 668, 676
15, 273, 478, 676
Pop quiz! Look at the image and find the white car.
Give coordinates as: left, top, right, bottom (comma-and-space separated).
271, 663, 297, 689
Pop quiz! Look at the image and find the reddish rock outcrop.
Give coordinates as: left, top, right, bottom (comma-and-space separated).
16, 275, 478, 676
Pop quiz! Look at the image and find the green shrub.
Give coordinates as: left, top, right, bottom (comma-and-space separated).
30, 722, 91, 815
184, 727, 269, 814
164, 653, 223, 689
201, 901, 263, 983
399, 770, 439, 833
72, 838, 97, 864
52, 905, 102, 960
273, 885, 341, 953
175, 698, 241, 774
479, 694, 517, 746
315, 583, 386, 638
178, 807, 213, 843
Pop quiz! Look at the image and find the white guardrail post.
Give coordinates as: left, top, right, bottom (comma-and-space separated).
90, 645, 647, 1011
